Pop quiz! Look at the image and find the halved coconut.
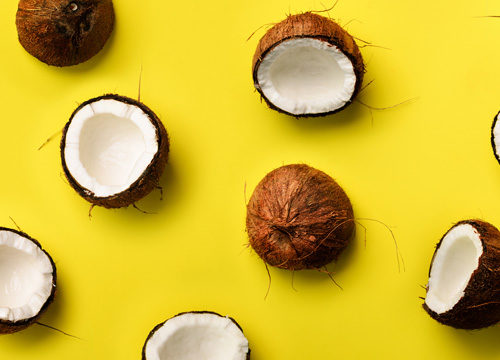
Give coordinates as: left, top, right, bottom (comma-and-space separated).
423, 220, 500, 329
490, 111, 500, 164
16, 0, 115, 67
246, 164, 354, 270
252, 12, 364, 117
142, 311, 250, 360
0, 228, 56, 334
61, 94, 169, 208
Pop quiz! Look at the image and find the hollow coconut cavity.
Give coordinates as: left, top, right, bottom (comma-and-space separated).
16, 0, 114, 67
252, 12, 364, 117
423, 220, 500, 329
490, 111, 500, 164
142, 311, 250, 360
0, 228, 56, 334
61, 94, 169, 208
246, 164, 354, 270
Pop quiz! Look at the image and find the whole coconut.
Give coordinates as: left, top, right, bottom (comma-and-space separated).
16, 0, 114, 66
246, 164, 354, 270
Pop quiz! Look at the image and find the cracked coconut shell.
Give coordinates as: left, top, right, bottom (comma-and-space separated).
0, 228, 56, 334
16, 0, 114, 66
252, 12, 364, 116
246, 164, 354, 270
423, 220, 500, 329
60, 94, 169, 208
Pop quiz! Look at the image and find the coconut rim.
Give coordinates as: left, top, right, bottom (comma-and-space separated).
60, 94, 168, 204
0, 227, 56, 331
141, 311, 250, 360
252, 34, 364, 117
490, 111, 500, 165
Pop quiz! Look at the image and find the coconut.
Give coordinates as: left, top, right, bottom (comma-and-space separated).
0, 228, 56, 334
61, 94, 169, 208
490, 111, 500, 164
16, 0, 114, 66
252, 12, 364, 117
142, 311, 250, 360
423, 220, 500, 329
246, 164, 354, 270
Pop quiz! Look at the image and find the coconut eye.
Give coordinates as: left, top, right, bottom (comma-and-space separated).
69, 2, 78, 12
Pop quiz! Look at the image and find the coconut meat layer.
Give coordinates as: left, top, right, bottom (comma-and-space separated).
257, 37, 356, 115
492, 113, 500, 157
0, 230, 53, 322
145, 313, 249, 360
64, 99, 158, 197
425, 224, 483, 314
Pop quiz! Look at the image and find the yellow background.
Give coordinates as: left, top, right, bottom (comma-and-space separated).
1, 0, 500, 358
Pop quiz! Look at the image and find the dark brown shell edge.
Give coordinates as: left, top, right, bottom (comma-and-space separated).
141, 311, 250, 360
423, 219, 500, 329
0, 227, 57, 334
246, 164, 355, 270
16, 0, 115, 67
252, 12, 365, 117
60, 94, 169, 209
490, 111, 500, 165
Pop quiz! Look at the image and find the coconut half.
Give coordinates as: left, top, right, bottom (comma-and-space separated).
16, 0, 115, 67
61, 94, 169, 208
423, 220, 500, 329
252, 12, 364, 117
0, 228, 56, 334
246, 164, 354, 270
142, 311, 250, 360
490, 111, 500, 164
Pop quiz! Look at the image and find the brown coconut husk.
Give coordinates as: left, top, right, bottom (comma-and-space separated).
423, 220, 500, 329
0, 228, 57, 334
60, 94, 169, 209
252, 12, 365, 117
142, 311, 250, 360
16, 0, 114, 66
246, 164, 355, 270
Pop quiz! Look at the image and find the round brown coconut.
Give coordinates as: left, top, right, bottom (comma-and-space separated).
142, 311, 250, 360
252, 12, 364, 117
60, 94, 169, 209
16, 0, 114, 66
246, 164, 355, 270
0, 228, 57, 334
423, 220, 500, 329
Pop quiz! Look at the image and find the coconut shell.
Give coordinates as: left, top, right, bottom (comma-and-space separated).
142, 311, 251, 360
252, 12, 364, 117
60, 94, 169, 209
490, 111, 500, 165
246, 164, 354, 270
423, 220, 500, 329
0, 228, 57, 334
16, 0, 114, 66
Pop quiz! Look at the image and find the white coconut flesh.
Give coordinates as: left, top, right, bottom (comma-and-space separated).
492, 113, 500, 158
144, 313, 249, 360
64, 99, 159, 197
425, 224, 483, 314
0, 230, 53, 322
257, 37, 356, 115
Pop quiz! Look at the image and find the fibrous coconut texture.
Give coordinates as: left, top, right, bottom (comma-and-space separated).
490, 111, 500, 164
142, 311, 250, 360
0, 228, 56, 334
252, 12, 364, 117
423, 220, 500, 329
246, 164, 354, 270
16, 0, 114, 66
61, 94, 169, 208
